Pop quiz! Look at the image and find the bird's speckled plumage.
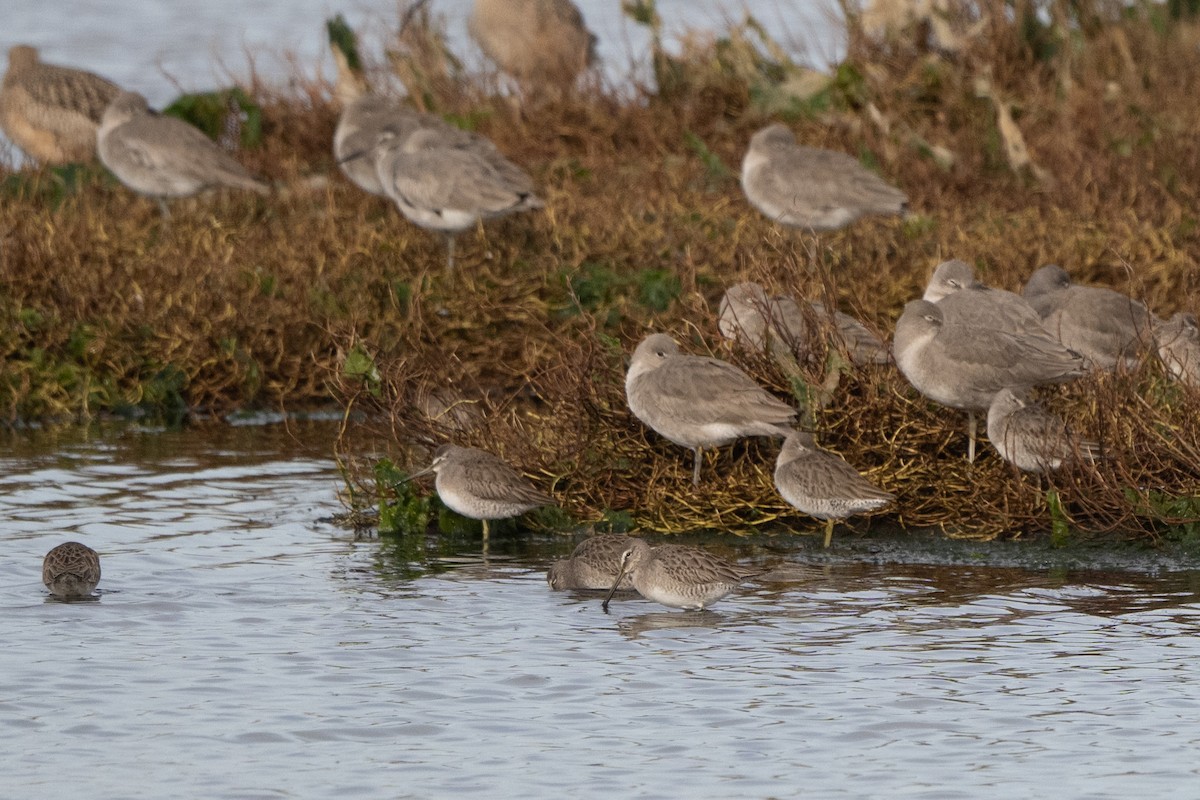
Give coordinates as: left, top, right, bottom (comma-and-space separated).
601, 538, 760, 611
547, 534, 635, 591
1, 45, 120, 164
625, 333, 797, 485
986, 387, 1100, 473
1023, 264, 1155, 370
774, 430, 894, 547
42, 541, 101, 598
741, 123, 907, 231
413, 444, 552, 537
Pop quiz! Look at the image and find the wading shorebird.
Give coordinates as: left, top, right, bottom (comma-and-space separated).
408, 444, 553, 540
893, 299, 1085, 463
601, 538, 760, 611
1023, 264, 1156, 371
986, 387, 1101, 473
96, 91, 269, 215
547, 534, 635, 591
773, 430, 894, 548
1, 44, 121, 164
625, 332, 798, 485
42, 541, 101, 599
740, 123, 907, 232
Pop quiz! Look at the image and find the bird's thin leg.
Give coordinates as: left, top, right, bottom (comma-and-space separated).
968, 411, 978, 463
692, 447, 703, 486
157, 198, 171, 219
482, 518, 489, 542
823, 518, 835, 548
445, 234, 456, 272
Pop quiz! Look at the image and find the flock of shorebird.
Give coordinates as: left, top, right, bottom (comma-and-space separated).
7, 0, 1199, 611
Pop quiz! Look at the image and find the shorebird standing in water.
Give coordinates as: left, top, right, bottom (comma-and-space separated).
42, 541, 101, 599
625, 332, 797, 485
740, 123, 907, 232
1, 44, 121, 164
547, 534, 635, 591
601, 538, 760, 611
97, 91, 269, 216
408, 444, 553, 540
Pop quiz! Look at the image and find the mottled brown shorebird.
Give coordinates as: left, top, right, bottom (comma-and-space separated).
740, 123, 907, 231
409, 444, 553, 539
97, 91, 269, 215
625, 332, 797, 485
547, 534, 635, 591
1, 44, 120, 164
42, 541, 101, 599
468, 0, 597, 93
1156, 311, 1200, 387
773, 430, 894, 547
986, 387, 1100, 473
1022, 264, 1155, 370
372, 126, 543, 270
601, 538, 760, 611
893, 299, 1085, 462
718, 281, 889, 366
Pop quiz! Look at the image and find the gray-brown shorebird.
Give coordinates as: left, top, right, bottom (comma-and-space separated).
740, 123, 907, 231
601, 538, 760, 611
547, 534, 635, 591
410, 444, 553, 539
893, 299, 1085, 462
1, 44, 120, 164
625, 332, 797, 485
986, 387, 1100, 473
372, 126, 543, 270
42, 541, 101, 599
1156, 311, 1200, 388
468, 0, 596, 94
773, 430, 894, 547
97, 91, 269, 215
1022, 264, 1156, 370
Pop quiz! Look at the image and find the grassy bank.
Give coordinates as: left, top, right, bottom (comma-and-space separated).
3, 2, 1199, 539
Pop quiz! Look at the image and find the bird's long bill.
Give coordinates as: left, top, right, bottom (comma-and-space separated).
336, 148, 370, 165
601, 566, 630, 612
402, 465, 435, 482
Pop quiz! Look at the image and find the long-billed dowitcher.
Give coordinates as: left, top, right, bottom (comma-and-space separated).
372, 126, 543, 270
469, 0, 596, 93
718, 281, 888, 366
893, 299, 1085, 462
1, 45, 120, 164
97, 91, 269, 215
547, 534, 635, 591
986, 387, 1100, 472
1156, 311, 1200, 387
601, 538, 760, 611
409, 444, 553, 539
625, 332, 797, 485
1022, 264, 1155, 370
740, 123, 907, 231
42, 541, 101, 598
773, 430, 894, 547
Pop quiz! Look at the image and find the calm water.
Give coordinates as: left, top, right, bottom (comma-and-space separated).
4, 423, 1200, 798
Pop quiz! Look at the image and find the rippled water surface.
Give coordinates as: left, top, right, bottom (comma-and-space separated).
5, 424, 1200, 799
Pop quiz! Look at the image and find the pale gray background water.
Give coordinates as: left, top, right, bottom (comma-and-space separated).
4, 424, 1200, 798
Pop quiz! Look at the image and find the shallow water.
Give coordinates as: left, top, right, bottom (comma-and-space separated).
4, 423, 1200, 798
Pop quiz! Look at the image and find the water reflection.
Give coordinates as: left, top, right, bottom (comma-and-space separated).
4, 423, 1200, 798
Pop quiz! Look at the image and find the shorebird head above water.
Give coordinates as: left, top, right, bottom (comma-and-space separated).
923, 259, 987, 303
